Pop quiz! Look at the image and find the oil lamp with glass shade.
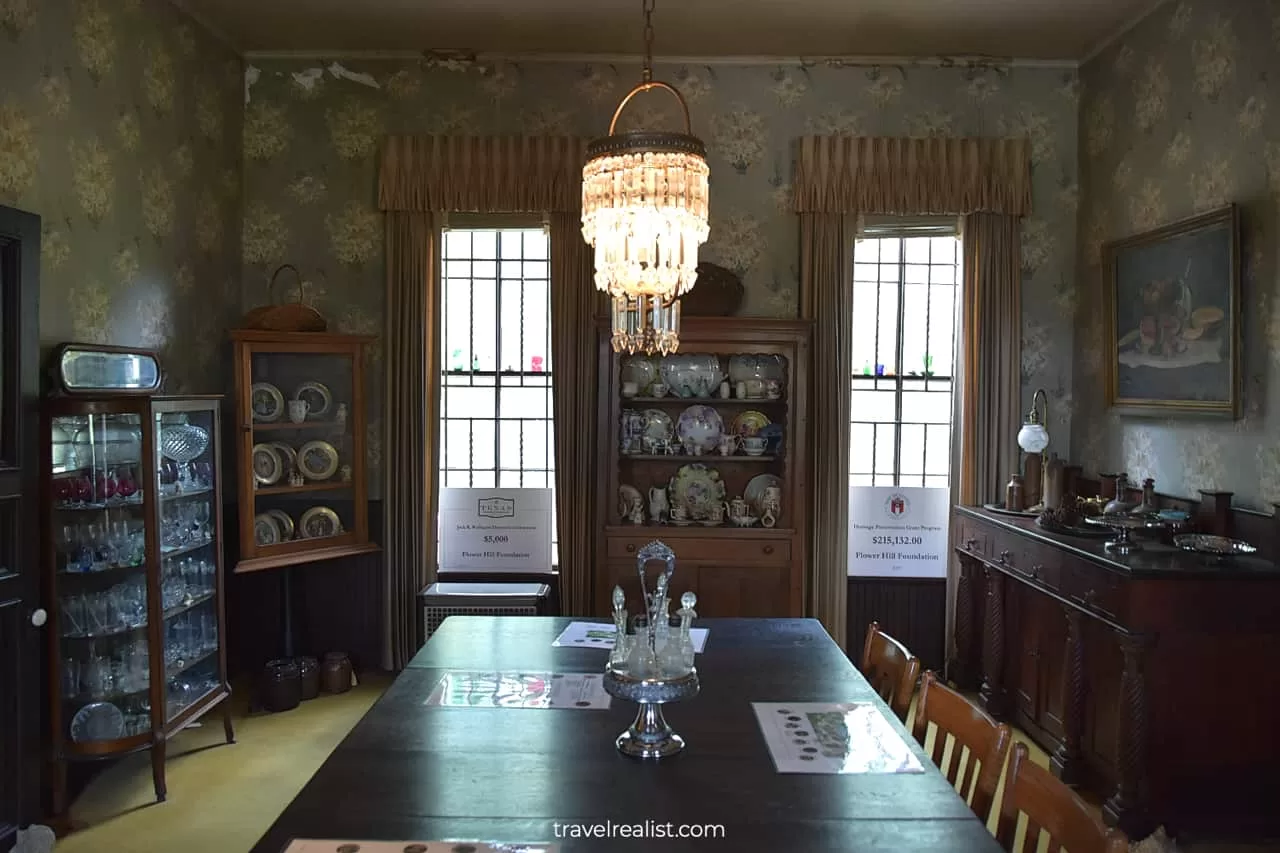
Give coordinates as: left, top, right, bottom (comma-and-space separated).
1017, 388, 1050, 511
580, 0, 710, 356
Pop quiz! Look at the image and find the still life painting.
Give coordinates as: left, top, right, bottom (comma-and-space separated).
1103, 205, 1239, 417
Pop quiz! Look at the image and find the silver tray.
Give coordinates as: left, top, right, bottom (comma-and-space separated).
982, 502, 1039, 518
1173, 534, 1257, 558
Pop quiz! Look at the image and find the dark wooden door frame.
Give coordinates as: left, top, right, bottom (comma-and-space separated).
0, 203, 43, 850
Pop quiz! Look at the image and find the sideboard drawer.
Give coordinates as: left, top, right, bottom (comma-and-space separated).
607, 536, 791, 565
1019, 540, 1062, 591
1062, 562, 1128, 623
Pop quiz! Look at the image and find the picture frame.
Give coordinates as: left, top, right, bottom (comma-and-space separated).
1103, 204, 1240, 417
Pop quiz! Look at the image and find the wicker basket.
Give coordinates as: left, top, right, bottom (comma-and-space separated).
241, 264, 327, 332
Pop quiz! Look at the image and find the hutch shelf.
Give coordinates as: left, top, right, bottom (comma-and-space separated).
42, 345, 233, 814
595, 317, 811, 618
230, 330, 379, 574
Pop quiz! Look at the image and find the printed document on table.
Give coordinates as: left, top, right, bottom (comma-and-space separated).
285, 842, 559, 853
752, 702, 926, 774
423, 670, 612, 709
551, 620, 708, 653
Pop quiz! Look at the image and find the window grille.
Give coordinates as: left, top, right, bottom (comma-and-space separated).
849, 223, 961, 490
439, 226, 557, 564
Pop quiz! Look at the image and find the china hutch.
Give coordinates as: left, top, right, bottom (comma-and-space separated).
41, 345, 233, 815
230, 330, 378, 574
595, 317, 810, 617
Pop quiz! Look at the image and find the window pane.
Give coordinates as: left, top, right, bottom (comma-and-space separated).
469, 470, 496, 488
443, 279, 473, 371
501, 386, 550, 419
498, 470, 524, 487
473, 259, 496, 280
852, 283, 879, 373
444, 229, 472, 257
899, 423, 925, 476
443, 420, 476, 471
500, 230, 524, 259
522, 420, 550, 470
498, 420, 525, 472
445, 470, 475, 488
901, 389, 952, 424
524, 229, 548, 258
927, 287, 956, 376
445, 259, 471, 279
849, 389, 896, 422
874, 423, 895, 474
849, 423, 875, 474
876, 281, 898, 374
522, 280, 551, 371
499, 281, 525, 371
471, 229, 497, 259
925, 424, 952, 476
878, 238, 899, 262
930, 236, 957, 264
929, 264, 955, 285
472, 279, 497, 372
904, 263, 929, 284
854, 239, 879, 262
873, 473, 896, 487
924, 475, 949, 490
854, 262, 879, 283
904, 237, 930, 263
445, 386, 496, 420
468, 420, 496, 470
902, 283, 929, 374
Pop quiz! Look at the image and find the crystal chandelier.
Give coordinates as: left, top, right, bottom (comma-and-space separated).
581, 0, 710, 356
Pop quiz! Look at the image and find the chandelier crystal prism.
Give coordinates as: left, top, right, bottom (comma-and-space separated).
581, 0, 710, 356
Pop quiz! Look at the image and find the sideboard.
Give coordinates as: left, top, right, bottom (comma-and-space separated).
950, 505, 1280, 839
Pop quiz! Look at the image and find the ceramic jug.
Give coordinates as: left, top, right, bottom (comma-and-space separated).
648, 487, 669, 523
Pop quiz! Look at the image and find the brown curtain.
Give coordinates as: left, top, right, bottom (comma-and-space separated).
795, 135, 1029, 655
548, 213, 598, 617
799, 212, 857, 649
381, 210, 441, 671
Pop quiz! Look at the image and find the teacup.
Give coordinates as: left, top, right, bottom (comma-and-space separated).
669, 506, 688, 523
651, 383, 669, 397
742, 436, 767, 456
717, 435, 738, 456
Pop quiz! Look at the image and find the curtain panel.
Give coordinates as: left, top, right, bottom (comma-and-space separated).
382, 210, 441, 671
378, 136, 599, 667
793, 135, 1028, 656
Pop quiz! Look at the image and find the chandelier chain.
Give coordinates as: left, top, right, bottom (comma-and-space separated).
641, 0, 655, 81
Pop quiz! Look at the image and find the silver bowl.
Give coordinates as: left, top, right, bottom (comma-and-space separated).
602, 666, 699, 759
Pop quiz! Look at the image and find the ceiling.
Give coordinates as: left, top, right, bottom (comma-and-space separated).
181, 0, 1160, 61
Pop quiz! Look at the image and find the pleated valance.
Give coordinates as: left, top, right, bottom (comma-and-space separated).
378, 135, 591, 213
793, 136, 1032, 217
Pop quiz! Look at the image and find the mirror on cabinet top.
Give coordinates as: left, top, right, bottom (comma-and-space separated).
53, 344, 162, 394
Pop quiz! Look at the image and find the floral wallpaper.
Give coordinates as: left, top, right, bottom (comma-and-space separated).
1073, 0, 1280, 509
242, 56, 1082, 485
0, 0, 243, 394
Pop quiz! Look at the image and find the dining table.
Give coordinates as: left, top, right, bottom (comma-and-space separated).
250, 616, 1005, 852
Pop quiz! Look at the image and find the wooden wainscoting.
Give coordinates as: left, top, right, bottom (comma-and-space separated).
225, 500, 384, 677
845, 577, 947, 672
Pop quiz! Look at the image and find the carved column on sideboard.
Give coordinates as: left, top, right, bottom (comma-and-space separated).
1196, 490, 1233, 537
949, 553, 980, 689
1050, 608, 1087, 784
1103, 632, 1155, 840
978, 567, 1008, 718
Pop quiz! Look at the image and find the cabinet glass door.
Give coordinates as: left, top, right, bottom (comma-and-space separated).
51, 412, 152, 744
153, 407, 220, 722
247, 350, 358, 555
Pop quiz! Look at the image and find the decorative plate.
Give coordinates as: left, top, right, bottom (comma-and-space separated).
251, 382, 285, 423
294, 381, 333, 419
730, 410, 771, 438
70, 701, 125, 743
668, 464, 725, 520
676, 405, 724, 453
267, 508, 295, 540
641, 409, 674, 442
270, 442, 298, 474
251, 443, 284, 485
1173, 534, 1257, 557
254, 513, 281, 546
745, 473, 783, 516
299, 506, 343, 539
297, 440, 340, 481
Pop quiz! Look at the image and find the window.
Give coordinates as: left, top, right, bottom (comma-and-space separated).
439, 224, 557, 564
849, 221, 961, 489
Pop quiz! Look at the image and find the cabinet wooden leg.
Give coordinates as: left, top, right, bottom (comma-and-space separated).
151, 739, 168, 803
1051, 608, 1087, 783
949, 557, 978, 689
978, 567, 1008, 717
1103, 632, 1153, 838
223, 699, 237, 744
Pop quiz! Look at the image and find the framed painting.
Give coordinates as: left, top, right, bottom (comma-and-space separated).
1103, 204, 1240, 417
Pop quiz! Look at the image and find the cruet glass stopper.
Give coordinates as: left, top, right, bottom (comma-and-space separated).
612, 585, 625, 613
680, 591, 696, 610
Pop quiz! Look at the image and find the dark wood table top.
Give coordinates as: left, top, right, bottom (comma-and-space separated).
251, 617, 1003, 852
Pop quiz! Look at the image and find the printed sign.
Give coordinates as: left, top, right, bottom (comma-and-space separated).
752, 702, 925, 774
439, 488, 553, 573
847, 486, 950, 578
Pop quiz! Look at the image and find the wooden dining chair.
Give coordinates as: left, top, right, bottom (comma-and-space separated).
910, 671, 1012, 824
997, 742, 1129, 853
858, 621, 920, 721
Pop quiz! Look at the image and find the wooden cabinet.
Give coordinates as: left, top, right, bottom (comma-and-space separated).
594, 318, 810, 617
230, 330, 379, 573
951, 505, 1280, 839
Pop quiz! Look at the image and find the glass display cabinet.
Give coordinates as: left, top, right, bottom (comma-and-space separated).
230, 330, 378, 574
594, 317, 811, 619
41, 344, 233, 816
